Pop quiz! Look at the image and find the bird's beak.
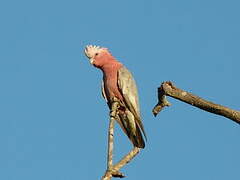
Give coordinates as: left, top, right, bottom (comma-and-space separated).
89, 58, 94, 64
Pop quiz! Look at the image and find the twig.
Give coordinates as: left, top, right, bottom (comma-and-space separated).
113, 147, 140, 171
153, 81, 240, 124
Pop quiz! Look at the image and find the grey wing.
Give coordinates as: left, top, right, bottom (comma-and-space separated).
117, 66, 147, 139
101, 80, 108, 102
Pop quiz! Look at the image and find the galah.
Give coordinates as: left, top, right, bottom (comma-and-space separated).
84, 45, 146, 148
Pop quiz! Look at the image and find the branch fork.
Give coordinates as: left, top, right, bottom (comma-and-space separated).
101, 99, 141, 180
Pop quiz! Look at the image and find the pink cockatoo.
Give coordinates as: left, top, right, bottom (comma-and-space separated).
84, 45, 146, 148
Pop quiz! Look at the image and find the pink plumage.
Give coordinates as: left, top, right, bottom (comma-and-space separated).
84, 45, 146, 148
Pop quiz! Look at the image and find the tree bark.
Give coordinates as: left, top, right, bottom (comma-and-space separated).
152, 81, 240, 124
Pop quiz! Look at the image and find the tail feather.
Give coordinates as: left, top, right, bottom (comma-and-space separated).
117, 113, 145, 149
130, 125, 145, 148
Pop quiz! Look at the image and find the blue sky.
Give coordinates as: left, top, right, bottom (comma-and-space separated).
1, 0, 239, 179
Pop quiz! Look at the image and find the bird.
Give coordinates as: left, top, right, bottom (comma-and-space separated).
84, 45, 146, 148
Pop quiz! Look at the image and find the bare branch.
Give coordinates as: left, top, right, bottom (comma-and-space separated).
101, 99, 142, 180
153, 81, 240, 124
107, 101, 118, 169
113, 147, 140, 171
101, 100, 120, 180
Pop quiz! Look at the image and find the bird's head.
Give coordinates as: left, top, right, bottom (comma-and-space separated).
84, 45, 114, 68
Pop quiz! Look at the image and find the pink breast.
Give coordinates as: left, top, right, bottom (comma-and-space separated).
103, 71, 123, 101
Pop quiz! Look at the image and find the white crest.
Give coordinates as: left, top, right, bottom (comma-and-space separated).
84, 45, 106, 59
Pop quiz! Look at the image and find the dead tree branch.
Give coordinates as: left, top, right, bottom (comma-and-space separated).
101, 100, 141, 180
107, 101, 118, 170
113, 147, 140, 171
152, 81, 240, 124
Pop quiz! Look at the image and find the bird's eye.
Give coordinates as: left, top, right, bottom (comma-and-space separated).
95, 53, 99, 56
